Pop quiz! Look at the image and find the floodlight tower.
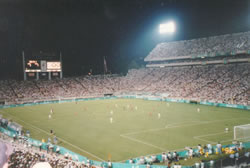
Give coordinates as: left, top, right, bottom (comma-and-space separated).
159, 21, 176, 34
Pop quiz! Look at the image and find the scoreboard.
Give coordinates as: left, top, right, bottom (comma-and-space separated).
25, 60, 61, 72
24, 58, 62, 80
46, 62, 61, 71
23, 51, 63, 80
25, 60, 41, 72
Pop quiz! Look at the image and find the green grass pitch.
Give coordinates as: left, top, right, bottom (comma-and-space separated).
0, 99, 249, 162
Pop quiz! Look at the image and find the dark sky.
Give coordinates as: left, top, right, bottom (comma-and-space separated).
0, 0, 249, 79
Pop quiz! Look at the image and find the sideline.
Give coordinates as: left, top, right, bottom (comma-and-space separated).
0, 109, 105, 162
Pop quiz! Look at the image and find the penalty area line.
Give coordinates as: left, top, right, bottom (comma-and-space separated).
0, 110, 105, 162
122, 117, 247, 136
193, 131, 233, 144
120, 134, 166, 151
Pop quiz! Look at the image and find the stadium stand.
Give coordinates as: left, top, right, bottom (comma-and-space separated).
0, 64, 249, 106
145, 31, 250, 62
122, 63, 249, 105
0, 135, 87, 168
0, 31, 249, 105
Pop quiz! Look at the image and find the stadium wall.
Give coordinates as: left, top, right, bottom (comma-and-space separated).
118, 95, 250, 110
0, 95, 249, 110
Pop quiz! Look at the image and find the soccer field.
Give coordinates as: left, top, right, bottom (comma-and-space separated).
0, 99, 250, 162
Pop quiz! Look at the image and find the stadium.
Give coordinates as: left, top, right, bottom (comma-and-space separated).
0, 0, 250, 168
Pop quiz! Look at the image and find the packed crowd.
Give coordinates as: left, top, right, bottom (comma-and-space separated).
7, 150, 84, 168
0, 63, 249, 105
0, 75, 124, 103
145, 31, 250, 61
128, 141, 249, 168
0, 135, 88, 168
123, 63, 249, 105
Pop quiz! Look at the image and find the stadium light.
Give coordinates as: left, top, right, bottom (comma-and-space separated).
159, 21, 175, 34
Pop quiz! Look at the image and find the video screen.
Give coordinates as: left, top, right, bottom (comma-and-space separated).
47, 62, 61, 71
26, 60, 41, 70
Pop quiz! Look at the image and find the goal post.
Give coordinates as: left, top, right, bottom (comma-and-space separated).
234, 124, 250, 141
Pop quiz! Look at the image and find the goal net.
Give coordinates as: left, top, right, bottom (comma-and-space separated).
234, 124, 250, 141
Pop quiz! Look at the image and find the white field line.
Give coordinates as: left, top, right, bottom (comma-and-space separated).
118, 133, 240, 163
121, 117, 246, 137
119, 117, 248, 161
166, 120, 204, 127
220, 139, 235, 143
194, 131, 233, 139
0, 110, 105, 162
118, 133, 235, 163
193, 135, 219, 144
193, 136, 216, 144
193, 131, 235, 144
120, 134, 166, 151
121, 121, 204, 136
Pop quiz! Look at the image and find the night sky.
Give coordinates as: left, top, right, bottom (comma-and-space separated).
0, 0, 249, 79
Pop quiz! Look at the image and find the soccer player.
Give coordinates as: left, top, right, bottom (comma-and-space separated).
110, 117, 113, 124
197, 108, 200, 112
158, 112, 161, 119
50, 129, 53, 135
50, 108, 53, 114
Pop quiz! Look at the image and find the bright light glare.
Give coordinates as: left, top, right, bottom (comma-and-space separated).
159, 21, 175, 34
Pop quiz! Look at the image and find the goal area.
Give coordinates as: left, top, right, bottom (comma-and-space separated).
234, 124, 250, 141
